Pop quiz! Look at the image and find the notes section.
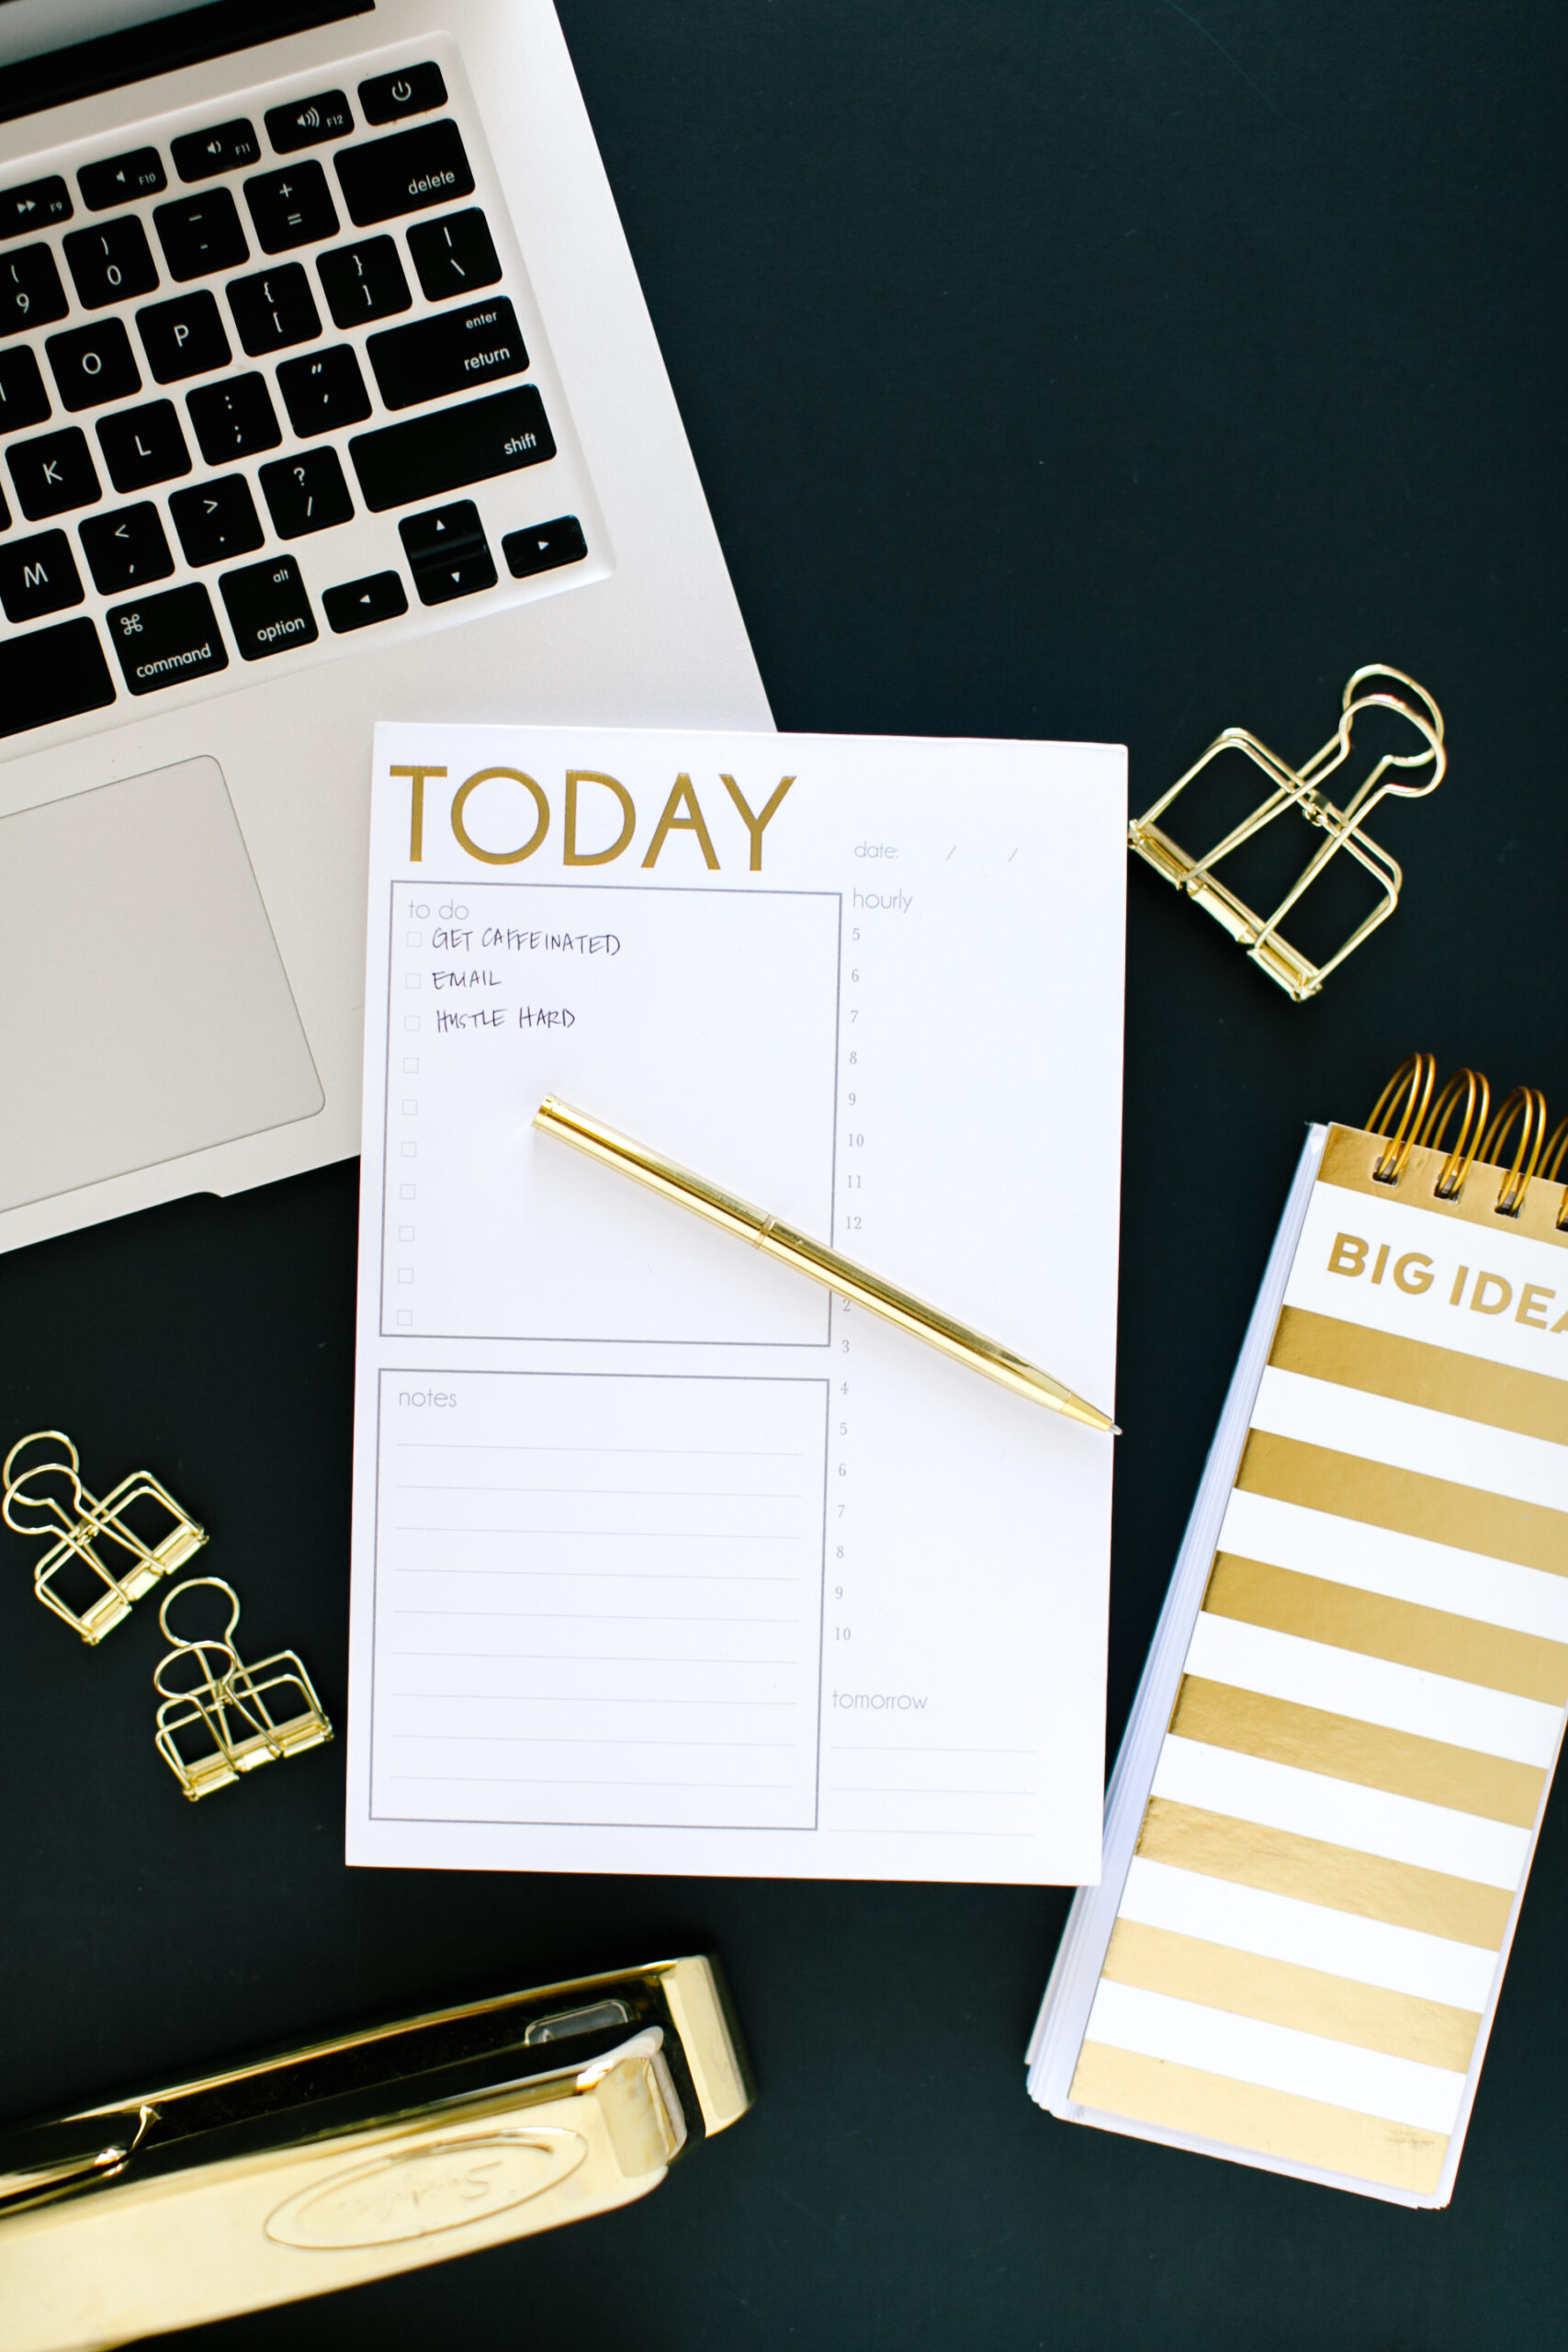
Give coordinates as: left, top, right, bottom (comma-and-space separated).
383, 876, 840, 1344
371, 1370, 829, 1828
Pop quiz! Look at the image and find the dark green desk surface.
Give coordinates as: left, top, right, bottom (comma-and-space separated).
5, 6, 1566, 2345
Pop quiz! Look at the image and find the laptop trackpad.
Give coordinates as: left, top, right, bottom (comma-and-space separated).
0, 756, 324, 1214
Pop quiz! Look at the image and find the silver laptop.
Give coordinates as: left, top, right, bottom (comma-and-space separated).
0, 0, 771, 1253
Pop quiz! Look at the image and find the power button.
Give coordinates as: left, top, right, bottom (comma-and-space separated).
358, 62, 448, 127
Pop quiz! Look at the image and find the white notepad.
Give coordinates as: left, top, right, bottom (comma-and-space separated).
344, 723, 1126, 1883
1029, 1114, 1568, 2204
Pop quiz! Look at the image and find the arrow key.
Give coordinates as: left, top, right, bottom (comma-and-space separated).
398, 497, 496, 605
79, 502, 175, 594
502, 514, 587, 580
322, 569, 409, 633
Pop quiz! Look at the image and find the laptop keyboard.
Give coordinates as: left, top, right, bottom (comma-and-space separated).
0, 45, 604, 743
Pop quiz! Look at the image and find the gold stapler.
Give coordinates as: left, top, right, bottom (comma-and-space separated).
0, 1954, 750, 2351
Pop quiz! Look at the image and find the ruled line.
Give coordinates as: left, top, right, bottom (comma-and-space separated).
397, 1442, 804, 1458
396, 1484, 805, 1498
396, 1525, 800, 1540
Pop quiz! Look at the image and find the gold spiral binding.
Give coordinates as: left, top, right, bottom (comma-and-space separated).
1367, 1052, 1435, 1183
1540, 1116, 1568, 1233
1369, 1058, 1561, 1221
1420, 1067, 1490, 1201
1477, 1087, 1549, 1217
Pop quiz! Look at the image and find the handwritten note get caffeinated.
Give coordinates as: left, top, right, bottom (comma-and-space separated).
345, 722, 1126, 1885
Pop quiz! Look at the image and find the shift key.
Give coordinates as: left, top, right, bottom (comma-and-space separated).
106, 582, 228, 694
348, 385, 554, 513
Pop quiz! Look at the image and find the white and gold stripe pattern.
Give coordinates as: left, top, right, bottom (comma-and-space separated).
1066, 1134, 1568, 2200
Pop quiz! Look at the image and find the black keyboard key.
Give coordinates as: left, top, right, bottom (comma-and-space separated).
0, 481, 8, 527
227, 263, 320, 354
258, 445, 353, 537
186, 371, 279, 462
316, 234, 409, 326
154, 189, 248, 282
367, 297, 525, 412
79, 149, 166, 211
220, 551, 319, 660
0, 528, 83, 623
350, 386, 555, 514
0, 345, 50, 432
358, 62, 446, 125
137, 289, 230, 382
107, 582, 227, 692
172, 120, 260, 183
63, 215, 159, 309
335, 121, 473, 228
399, 499, 482, 565
1, 245, 67, 338
0, 616, 115, 734
6, 425, 100, 520
46, 320, 141, 413
169, 474, 263, 566
0, 177, 71, 238
243, 161, 338, 254
323, 568, 408, 632
400, 498, 496, 605
503, 514, 587, 580
276, 343, 369, 436
79, 502, 174, 593
406, 207, 501, 301
96, 400, 190, 492
266, 90, 353, 154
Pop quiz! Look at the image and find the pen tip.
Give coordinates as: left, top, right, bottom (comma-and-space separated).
1111, 1424, 1123, 1437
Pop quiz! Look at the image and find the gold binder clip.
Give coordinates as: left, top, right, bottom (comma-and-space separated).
153, 1577, 333, 1802
1129, 664, 1447, 1001
2, 1430, 207, 1645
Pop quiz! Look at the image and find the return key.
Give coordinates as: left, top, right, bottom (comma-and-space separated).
367, 299, 525, 412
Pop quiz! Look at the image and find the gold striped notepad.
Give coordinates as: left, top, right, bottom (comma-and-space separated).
1028, 1061, 1568, 2206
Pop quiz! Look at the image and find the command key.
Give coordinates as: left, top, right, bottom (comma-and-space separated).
106, 582, 228, 694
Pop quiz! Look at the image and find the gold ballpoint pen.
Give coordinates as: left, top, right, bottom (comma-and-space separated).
534, 1098, 1119, 1433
